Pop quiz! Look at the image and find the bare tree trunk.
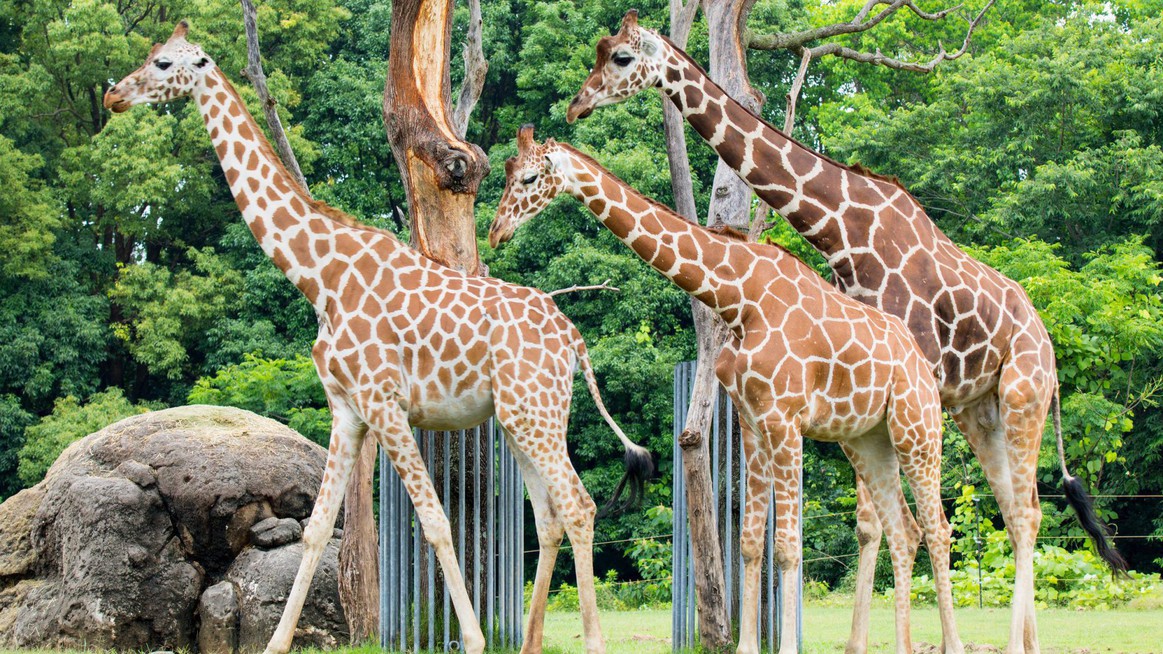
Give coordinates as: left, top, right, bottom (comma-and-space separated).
238, 0, 381, 639
382, 0, 490, 275
661, 1, 733, 650
339, 436, 380, 642
239, 0, 308, 191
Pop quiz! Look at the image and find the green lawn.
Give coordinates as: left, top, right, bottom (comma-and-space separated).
3, 606, 1160, 654
538, 606, 1163, 654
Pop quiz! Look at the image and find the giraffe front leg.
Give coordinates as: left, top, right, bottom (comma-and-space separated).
846, 477, 882, 654
734, 417, 776, 654
372, 406, 487, 654
264, 398, 367, 654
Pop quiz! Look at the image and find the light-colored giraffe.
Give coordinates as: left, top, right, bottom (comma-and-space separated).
490, 126, 962, 654
567, 12, 1128, 654
103, 23, 653, 654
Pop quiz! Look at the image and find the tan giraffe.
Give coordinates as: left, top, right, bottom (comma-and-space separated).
567, 12, 1128, 654
103, 23, 654, 654
490, 126, 962, 654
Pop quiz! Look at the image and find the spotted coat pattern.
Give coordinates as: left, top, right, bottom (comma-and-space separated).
491, 127, 961, 654
568, 12, 1059, 654
104, 23, 645, 654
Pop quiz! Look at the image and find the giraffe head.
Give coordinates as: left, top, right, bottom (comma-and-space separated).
104, 21, 214, 113
566, 10, 667, 123
489, 125, 569, 247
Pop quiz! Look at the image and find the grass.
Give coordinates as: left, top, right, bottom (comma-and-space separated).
535, 605, 1163, 654
2, 606, 1159, 654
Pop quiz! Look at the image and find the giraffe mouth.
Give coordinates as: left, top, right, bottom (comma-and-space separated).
103, 91, 132, 113
566, 96, 595, 123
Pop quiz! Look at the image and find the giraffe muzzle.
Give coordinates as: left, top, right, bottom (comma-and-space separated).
103, 89, 131, 113
566, 95, 595, 123
487, 221, 512, 248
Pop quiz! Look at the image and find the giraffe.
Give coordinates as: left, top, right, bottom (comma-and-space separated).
490, 126, 962, 654
566, 12, 1128, 654
103, 23, 654, 654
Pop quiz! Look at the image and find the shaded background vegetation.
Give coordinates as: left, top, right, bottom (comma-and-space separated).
2, 0, 1163, 597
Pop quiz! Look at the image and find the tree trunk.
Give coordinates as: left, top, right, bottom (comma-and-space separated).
661, 1, 733, 649
663, 2, 764, 649
339, 435, 380, 643
382, 0, 490, 275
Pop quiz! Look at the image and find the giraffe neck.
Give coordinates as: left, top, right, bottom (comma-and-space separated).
656, 40, 895, 261
193, 68, 393, 304
560, 146, 752, 328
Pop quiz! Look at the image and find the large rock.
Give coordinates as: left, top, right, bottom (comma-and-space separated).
0, 405, 348, 651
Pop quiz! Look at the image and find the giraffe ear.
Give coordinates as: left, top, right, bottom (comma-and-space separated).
620, 9, 639, 33
504, 157, 517, 178
169, 20, 189, 42
640, 32, 659, 56
517, 124, 536, 152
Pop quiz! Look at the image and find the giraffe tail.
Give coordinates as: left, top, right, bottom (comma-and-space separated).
574, 338, 654, 518
1053, 384, 1129, 576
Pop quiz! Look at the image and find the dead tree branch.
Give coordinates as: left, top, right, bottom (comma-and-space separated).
749, 0, 994, 74
451, 0, 488, 138
783, 47, 812, 133
238, 0, 309, 193
547, 279, 620, 297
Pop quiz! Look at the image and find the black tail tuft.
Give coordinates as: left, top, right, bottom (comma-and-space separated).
1063, 474, 1129, 576
597, 446, 655, 519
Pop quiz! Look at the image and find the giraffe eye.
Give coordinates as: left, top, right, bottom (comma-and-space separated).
612, 53, 634, 67
155, 60, 173, 71
521, 173, 538, 185
194, 57, 209, 68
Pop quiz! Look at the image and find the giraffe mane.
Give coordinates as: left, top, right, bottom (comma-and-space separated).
219, 71, 403, 245
655, 34, 911, 195
557, 143, 689, 220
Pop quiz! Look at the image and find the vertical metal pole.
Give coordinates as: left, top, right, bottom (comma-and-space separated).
413, 431, 422, 653
671, 364, 682, 653
458, 429, 466, 648
487, 421, 496, 650
400, 439, 409, 653
766, 488, 775, 650
427, 432, 436, 651
443, 432, 451, 651
379, 449, 389, 649
796, 462, 803, 652
474, 424, 482, 619
723, 389, 733, 620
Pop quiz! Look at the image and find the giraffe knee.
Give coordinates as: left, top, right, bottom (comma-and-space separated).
772, 535, 800, 571
740, 528, 766, 563
422, 521, 454, 551
855, 518, 882, 548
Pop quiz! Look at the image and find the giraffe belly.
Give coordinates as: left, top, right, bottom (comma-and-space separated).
407, 385, 495, 431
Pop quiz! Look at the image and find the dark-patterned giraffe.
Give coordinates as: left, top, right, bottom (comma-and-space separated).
104, 23, 652, 654
567, 12, 1127, 654
491, 126, 962, 654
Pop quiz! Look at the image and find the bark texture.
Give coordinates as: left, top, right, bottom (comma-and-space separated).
664, 0, 731, 649
383, 0, 490, 275
338, 436, 380, 643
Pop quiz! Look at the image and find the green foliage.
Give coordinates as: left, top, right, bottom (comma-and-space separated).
189, 354, 331, 445
0, 395, 34, 500
0, 135, 58, 280
109, 248, 245, 383
17, 388, 154, 487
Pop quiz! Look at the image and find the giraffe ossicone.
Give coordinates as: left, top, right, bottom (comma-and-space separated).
570, 12, 1128, 654
492, 126, 962, 654
104, 22, 653, 654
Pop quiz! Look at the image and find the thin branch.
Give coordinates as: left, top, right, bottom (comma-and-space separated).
748, 0, 991, 75
806, 0, 994, 73
238, 0, 310, 194
547, 279, 621, 297
748, 0, 960, 51
783, 47, 812, 133
451, 0, 488, 138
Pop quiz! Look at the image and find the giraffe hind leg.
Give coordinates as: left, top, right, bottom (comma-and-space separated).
506, 442, 564, 654
841, 426, 920, 654
846, 476, 883, 654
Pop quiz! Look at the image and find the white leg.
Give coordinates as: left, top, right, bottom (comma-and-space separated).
264, 400, 366, 654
